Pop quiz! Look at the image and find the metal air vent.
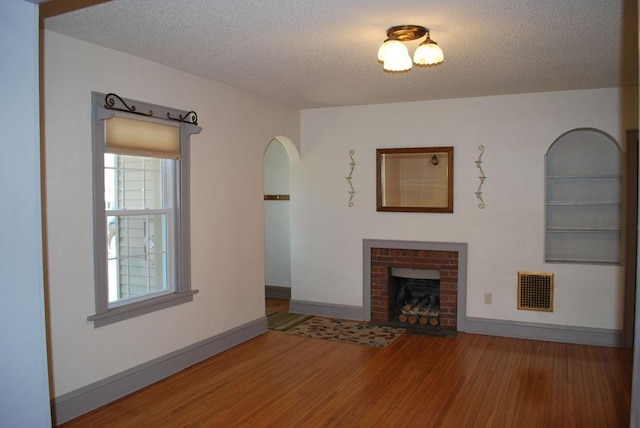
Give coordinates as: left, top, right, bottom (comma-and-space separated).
518, 271, 554, 312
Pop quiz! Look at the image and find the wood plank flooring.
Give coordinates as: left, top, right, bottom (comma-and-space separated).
60, 299, 633, 427
266, 297, 289, 313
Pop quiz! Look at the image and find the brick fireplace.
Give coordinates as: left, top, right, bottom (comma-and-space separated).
371, 248, 458, 330
363, 240, 467, 332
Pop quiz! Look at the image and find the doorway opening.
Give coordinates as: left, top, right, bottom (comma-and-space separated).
264, 137, 299, 312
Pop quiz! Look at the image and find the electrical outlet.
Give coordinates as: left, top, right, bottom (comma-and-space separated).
484, 293, 492, 304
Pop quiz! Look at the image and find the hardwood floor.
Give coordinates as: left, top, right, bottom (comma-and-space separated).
266, 297, 289, 313
60, 300, 632, 427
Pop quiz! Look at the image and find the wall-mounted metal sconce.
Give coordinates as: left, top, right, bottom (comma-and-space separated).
475, 145, 486, 209
346, 150, 356, 207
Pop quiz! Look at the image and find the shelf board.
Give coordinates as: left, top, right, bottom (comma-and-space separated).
546, 228, 620, 233
546, 175, 621, 179
545, 258, 620, 265
546, 202, 620, 207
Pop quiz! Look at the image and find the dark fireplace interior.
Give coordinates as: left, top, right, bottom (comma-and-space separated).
393, 277, 440, 327
387, 268, 441, 331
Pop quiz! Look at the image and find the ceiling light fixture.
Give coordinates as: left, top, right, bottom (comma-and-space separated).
378, 25, 444, 72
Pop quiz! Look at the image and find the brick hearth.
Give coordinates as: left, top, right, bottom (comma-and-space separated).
371, 248, 458, 330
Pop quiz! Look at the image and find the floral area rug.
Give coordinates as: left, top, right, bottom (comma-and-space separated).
285, 317, 405, 348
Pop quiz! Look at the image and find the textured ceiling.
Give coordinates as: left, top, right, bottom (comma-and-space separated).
43, 0, 638, 109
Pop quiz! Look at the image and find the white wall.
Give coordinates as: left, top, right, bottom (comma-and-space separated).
264, 140, 292, 287
292, 88, 637, 330
0, 1, 52, 426
43, 31, 299, 397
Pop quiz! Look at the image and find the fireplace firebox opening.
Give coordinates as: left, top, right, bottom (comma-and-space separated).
391, 268, 441, 329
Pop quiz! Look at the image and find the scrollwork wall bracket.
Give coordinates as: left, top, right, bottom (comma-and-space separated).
475, 145, 486, 209
346, 150, 356, 207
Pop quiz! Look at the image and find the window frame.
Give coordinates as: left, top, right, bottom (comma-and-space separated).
88, 92, 200, 327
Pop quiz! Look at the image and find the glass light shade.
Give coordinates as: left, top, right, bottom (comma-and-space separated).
413, 40, 444, 65
382, 40, 412, 71
384, 54, 413, 71
377, 39, 392, 62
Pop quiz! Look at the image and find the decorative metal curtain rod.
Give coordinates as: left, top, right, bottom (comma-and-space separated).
104, 93, 198, 126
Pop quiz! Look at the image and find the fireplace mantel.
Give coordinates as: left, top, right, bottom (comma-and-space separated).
363, 239, 468, 332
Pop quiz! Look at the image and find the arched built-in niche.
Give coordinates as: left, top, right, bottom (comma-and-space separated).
545, 128, 621, 264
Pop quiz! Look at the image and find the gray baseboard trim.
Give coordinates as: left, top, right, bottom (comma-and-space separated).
465, 317, 623, 347
289, 299, 364, 320
51, 317, 267, 425
285, 299, 622, 347
265, 285, 291, 300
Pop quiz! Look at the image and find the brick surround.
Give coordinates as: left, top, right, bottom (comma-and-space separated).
371, 248, 459, 330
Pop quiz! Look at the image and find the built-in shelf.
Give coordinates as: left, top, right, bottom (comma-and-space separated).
546, 228, 621, 233
547, 175, 620, 179
544, 129, 621, 265
546, 202, 621, 207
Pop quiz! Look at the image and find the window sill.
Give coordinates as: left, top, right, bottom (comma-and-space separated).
87, 290, 198, 328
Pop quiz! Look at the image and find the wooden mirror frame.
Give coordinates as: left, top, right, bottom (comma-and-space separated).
376, 146, 454, 213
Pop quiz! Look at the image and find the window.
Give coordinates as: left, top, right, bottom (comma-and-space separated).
89, 93, 201, 327
105, 154, 173, 303
545, 128, 621, 264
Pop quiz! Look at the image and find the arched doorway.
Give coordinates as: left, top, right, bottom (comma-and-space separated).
263, 137, 298, 306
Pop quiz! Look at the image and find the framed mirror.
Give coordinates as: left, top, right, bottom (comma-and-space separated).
376, 146, 454, 213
